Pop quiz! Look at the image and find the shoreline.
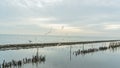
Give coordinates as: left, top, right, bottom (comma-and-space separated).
0, 40, 120, 51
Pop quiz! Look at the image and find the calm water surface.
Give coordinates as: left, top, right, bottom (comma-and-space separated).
0, 34, 119, 45
0, 42, 120, 68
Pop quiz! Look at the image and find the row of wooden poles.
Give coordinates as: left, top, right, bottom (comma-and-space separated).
0, 55, 45, 68
73, 42, 120, 56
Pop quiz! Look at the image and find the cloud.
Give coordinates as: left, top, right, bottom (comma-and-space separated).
27, 17, 57, 22
0, 0, 120, 36
4, 0, 63, 8
104, 24, 120, 30
70, 0, 120, 7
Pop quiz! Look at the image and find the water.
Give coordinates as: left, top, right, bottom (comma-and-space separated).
0, 34, 120, 68
0, 34, 119, 45
0, 42, 120, 68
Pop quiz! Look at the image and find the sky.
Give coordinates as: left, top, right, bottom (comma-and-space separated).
0, 0, 120, 36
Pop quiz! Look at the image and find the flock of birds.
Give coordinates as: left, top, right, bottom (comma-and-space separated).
28, 26, 65, 44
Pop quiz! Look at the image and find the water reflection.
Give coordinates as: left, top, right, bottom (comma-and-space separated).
0, 48, 46, 68
1, 42, 120, 68
73, 42, 120, 56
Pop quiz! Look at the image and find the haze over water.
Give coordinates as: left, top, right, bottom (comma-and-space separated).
0, 34, 119, 45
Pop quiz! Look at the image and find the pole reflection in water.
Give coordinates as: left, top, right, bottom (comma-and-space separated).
70, 45, 72, 61
0, 48, 46, 68
73, 42, 120, 56
1, 41, 120, 68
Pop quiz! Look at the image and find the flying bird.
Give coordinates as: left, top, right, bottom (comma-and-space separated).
28, 40, 32, 43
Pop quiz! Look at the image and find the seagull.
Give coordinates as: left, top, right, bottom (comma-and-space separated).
44, 27, 53, 35
28, 40, 32, 43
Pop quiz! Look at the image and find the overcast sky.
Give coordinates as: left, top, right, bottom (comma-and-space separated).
0, 0, 120, 36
